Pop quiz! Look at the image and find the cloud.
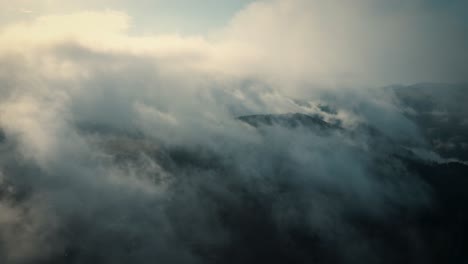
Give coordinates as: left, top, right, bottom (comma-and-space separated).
215, 0, 468, 88
2, 0, 467, 90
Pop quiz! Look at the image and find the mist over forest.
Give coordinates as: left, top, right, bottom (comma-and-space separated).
0, 1, 467, 263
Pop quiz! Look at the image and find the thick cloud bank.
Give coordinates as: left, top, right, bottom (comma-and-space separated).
0, 1, 467, 263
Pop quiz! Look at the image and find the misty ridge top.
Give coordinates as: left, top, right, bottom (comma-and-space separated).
0, 83, 466, 164
63, 83, 468, 169
237, 112, 340, 130
389, 83, 468, 114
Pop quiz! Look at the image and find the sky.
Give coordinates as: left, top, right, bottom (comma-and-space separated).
0, 0, 255, 34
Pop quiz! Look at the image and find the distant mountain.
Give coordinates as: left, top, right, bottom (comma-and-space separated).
390, 83, 468, 160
